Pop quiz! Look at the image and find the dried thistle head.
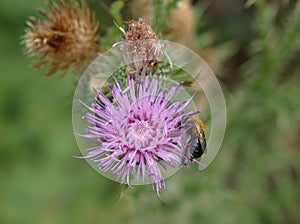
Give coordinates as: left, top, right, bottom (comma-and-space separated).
121, 19, 163, 80
22, 0, 101, 76
123, 19, 158, 41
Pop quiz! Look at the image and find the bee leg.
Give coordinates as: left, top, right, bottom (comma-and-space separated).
183, 162, 189, 168
189, 156, 206, 168
187, 156, 194, 163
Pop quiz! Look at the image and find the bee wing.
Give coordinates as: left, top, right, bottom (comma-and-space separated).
193, 121, 201, 135
179, 122, 193, 166
200, 130, 207, 154
193, 121, 207, 154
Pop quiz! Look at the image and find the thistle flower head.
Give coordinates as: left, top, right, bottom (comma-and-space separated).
120, 19, 163, 79
22, 0, 100, 76
78, 74, 197, 197
123, 19, 158, 41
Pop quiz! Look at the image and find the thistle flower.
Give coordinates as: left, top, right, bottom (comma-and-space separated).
22, 0, 100, 76
120, 19, 164, 80
78, 74, 198, 197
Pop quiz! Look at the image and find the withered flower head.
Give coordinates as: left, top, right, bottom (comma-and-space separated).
123, 19, 157, 41
120, 19, 163, 79
22, 0, 100, 76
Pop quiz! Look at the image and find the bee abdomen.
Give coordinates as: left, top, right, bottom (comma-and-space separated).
192, 140, 204, 158
192, 133, 206, 158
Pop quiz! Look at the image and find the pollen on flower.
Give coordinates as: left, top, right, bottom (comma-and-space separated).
129, 120, 152, 138
127, 120, 154, 149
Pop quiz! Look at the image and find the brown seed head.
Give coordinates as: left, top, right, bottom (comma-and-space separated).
124, 19, 157, 41
22, 0, 100, 76
121, 19, 163, 80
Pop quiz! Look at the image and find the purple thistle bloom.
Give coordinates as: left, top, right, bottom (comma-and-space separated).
78, 73, 198, 197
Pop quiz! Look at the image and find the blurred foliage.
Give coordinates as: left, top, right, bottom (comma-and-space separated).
151, 0, 181, 33
0, 0, 300, 224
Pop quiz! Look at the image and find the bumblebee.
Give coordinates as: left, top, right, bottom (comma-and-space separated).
181, 116, 207, 166
190, 117, 207, 159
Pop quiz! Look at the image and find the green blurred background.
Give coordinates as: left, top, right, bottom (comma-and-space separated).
1, 0, 300, 223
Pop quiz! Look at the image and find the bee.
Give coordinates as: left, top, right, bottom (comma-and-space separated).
181, 116, 207, 167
